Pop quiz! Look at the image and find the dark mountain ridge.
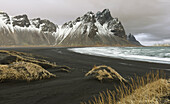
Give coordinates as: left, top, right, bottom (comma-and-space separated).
0, 9, 141, 46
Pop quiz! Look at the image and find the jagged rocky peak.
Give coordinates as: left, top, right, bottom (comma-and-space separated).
109, 20, 126, 39
0, 13, 56, 46
81, 11, 96, 23
0, 12, 10, 24
96, 9, 113, 25
59, 9, 127, 39
95, 9, 126, 39
0, 12, 57, 33
39, 19, 56, 33
81, 11, 98, 38
127, 33, 142, 46
61, 11, 96, 29
62, 21, 74, 28
127, 33, 136, 41
30, 18, 57, 33
0, 10, 142, 46
12, 14, 30, 27
30, 18, 41, 28
75, 17, 81, 22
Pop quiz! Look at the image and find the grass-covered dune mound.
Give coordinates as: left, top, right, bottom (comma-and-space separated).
0, 50, 57, 68
117, 78, 169, 104
0, 61, 56, 82
83, 66, 170, 104
85, 65, 128, 83
0, 50, 70, 82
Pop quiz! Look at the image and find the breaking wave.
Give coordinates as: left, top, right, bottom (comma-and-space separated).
69, 47, 170, 64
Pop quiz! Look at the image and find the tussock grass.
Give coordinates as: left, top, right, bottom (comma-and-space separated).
117, 79, 169, 104
0, 50, 56, 68
82, 70, 169, 104
0, 50, 71, 71
0, 50, 71, 82
85, 65, 127, 83
0, 61, 56, 82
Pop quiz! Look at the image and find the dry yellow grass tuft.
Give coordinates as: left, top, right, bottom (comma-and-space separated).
117, 79, 170, 104
0, 50, 57, 68
0, 61, 56, 82
0, 50, 70, 72
82, 70, 170, 104
0, 50, 71, 82
85, 65, 127, 83
0, 50, 70, 82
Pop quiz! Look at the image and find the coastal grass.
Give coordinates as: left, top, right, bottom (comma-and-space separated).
85, 65, 128, 83
0, 50, 71, 71
0, 50, 70, 82
0, 50, 57, 68
81, 70, 169, 104
0, 61, 56, 82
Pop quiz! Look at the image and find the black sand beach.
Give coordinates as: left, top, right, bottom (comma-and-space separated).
0, 47, 169, 104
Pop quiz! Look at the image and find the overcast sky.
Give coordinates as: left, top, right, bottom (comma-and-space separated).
0, 0, 170, 46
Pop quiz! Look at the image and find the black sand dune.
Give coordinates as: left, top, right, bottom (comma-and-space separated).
0, 47, 169, 104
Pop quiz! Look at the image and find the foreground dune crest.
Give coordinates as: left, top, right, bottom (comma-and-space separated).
0, 61, 56, 81
85, 65, 128, 82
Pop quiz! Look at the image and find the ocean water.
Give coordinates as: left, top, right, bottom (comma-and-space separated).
69, 47, 170, 64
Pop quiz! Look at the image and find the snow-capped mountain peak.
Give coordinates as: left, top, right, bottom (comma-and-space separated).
54, 9, 131, 46
0, 12, 56, 33
0, 12, 10, 24
0, 9, 141, 46
0, 11, 56, 45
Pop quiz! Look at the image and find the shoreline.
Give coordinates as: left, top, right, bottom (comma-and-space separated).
69, 47, 170, 65
0, 47, 169, 104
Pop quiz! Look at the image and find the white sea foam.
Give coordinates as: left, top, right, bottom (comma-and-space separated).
69, 47, 170, 64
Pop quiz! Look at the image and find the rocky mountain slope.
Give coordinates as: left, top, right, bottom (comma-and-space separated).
127, 33, 142, 46
0, 9, 141, 46
0, 12, 56, 45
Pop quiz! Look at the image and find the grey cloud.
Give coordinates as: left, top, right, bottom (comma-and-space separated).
135, 33, 170, 46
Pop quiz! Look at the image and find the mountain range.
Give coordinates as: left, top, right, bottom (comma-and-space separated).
0, 9, 141, 46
